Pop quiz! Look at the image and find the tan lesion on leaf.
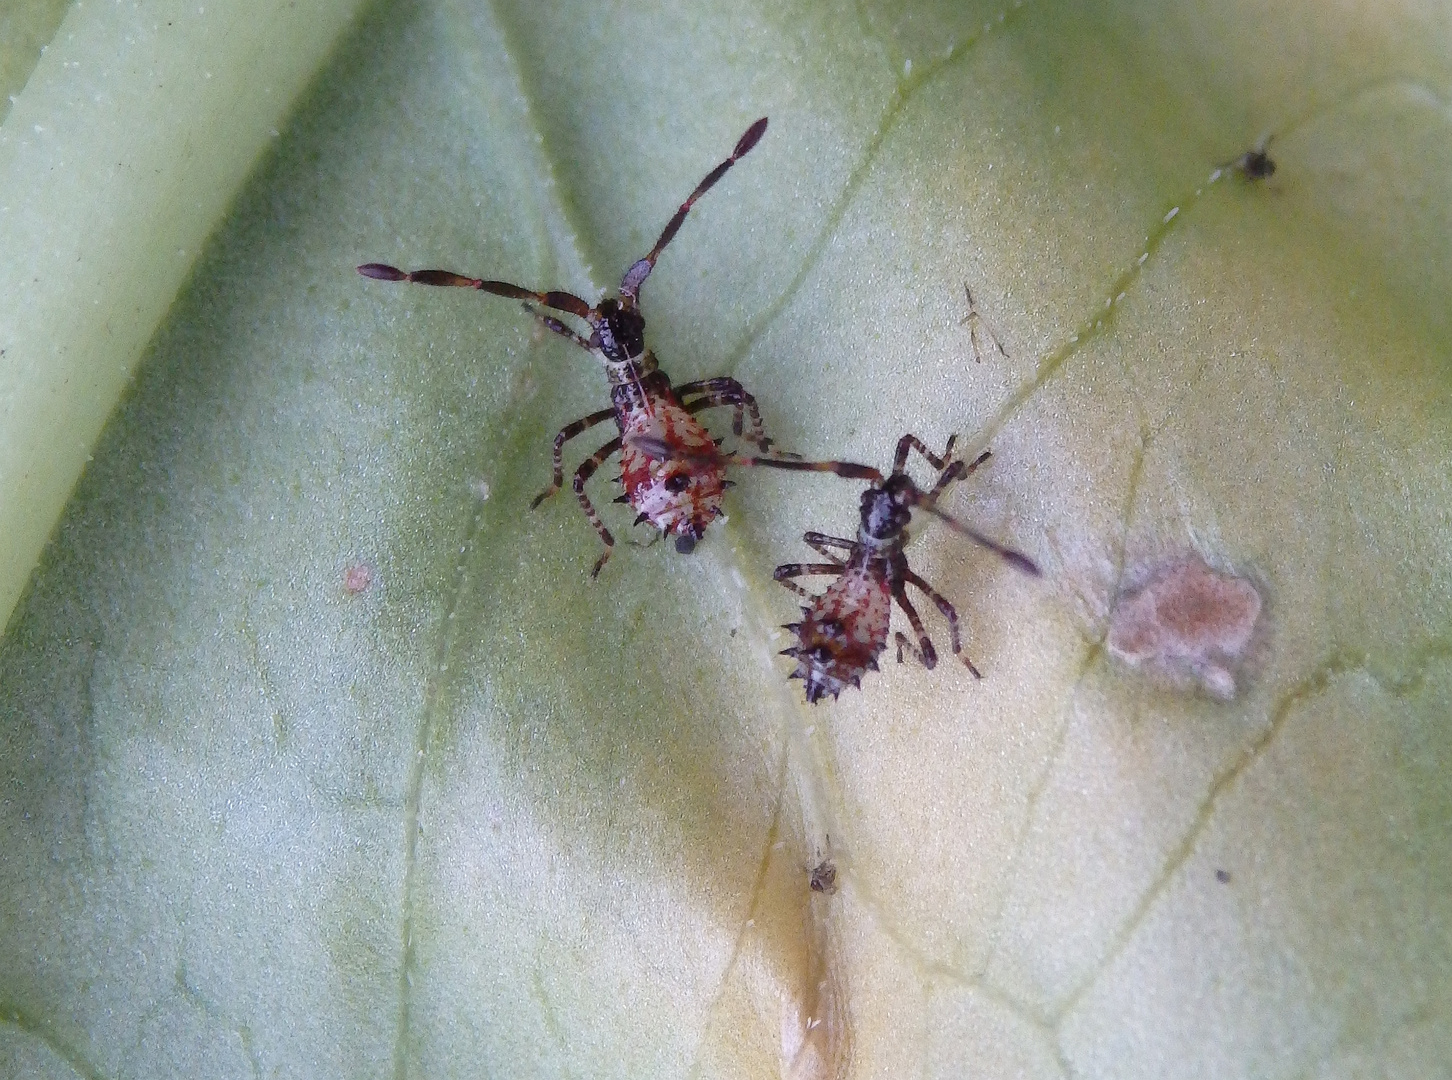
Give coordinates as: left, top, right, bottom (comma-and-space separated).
1106, 555, 1263, 701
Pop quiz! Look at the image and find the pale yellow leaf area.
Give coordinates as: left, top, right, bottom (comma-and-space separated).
1, 0, 1449, 1078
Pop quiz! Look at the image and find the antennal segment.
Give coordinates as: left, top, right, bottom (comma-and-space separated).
620, 117, 769, 300
357, 263, 593, 320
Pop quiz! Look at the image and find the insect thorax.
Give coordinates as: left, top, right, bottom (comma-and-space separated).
602, 348, 661, 393
607, 364, 672, 418
854, 528, 904, 563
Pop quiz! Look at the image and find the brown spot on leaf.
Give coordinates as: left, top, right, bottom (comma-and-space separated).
1107, 555, 1262, 700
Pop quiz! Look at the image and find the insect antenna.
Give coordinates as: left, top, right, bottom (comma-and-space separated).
895, 447, 1037, 574
357, 263, 595, 322
619, 117, 770, 301
910, 495, 1042, 577
631, 434, 1038, 573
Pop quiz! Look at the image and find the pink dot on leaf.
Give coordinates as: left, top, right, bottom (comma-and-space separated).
343, 563, 374, 595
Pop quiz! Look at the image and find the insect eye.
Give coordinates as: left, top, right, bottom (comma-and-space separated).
663, 473, 692, 493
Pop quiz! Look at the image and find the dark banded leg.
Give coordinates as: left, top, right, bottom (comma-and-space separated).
572, 436, 623, 578
904, 570, 980, 678
891, 583, 938, 669
893, 432, 957, 476
928, 449, 990, 500
681, 391, 746, 439
773, 563, 844, 599
532, 409, 616, 509
679, 377, 772, 451
959, 450, 992, 476
802, 532, 856, 564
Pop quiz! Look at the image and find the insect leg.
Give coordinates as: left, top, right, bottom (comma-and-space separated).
890, 582, 938, 670
893, 633, 925, 668
773, 563, 844, 599
678, 376, 771, 450
892, 432, 959, 476
532, 408, 617, 509
927, 449, 991, 500
802, 532, 856, 564
620, 118, 769, 299
681, 390, 746, 440
904, 570, 981, 678
571, 436, 624, 579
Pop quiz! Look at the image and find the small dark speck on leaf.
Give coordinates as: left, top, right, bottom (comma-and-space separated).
1217, 137, 1276, 182
809, 859, 837, 895
1216, 869, 1231, 884
1235, 149, 1275, 180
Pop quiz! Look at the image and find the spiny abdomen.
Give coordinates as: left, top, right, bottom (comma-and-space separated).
782, 570, 892, 703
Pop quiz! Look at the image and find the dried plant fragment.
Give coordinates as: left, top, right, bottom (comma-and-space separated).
809, 858, 837, 895
1107, 555, 1262, 700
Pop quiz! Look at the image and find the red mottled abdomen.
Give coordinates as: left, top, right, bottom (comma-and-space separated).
616, 397, 728, 544
787, 568, 892, 703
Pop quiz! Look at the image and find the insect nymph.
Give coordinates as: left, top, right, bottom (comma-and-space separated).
630, 431, 1042, 702
772, 435, 1039, 701
359, 119, 773, 577
771, 435, 1039, 702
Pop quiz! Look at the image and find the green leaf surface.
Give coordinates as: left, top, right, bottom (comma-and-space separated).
3, 0, 1451, 1077
0, 0, 71, 120
0, 0, 370, 630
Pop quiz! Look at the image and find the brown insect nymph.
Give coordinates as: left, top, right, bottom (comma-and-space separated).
360, 119, 775, 577
765, 434, 1040, 702
630, 431, 1041, 702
